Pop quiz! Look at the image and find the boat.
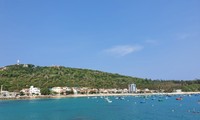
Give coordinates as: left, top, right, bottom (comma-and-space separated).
105, 97, 112, 103
140, 100, 146, 103
115, 96, 125, 100
176, 97, 182, 100
92, 96, 97, 99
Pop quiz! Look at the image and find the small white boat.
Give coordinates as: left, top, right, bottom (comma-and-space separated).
115, 96, 125, 100
92, 96, 97, 99
105, 97, 112, 103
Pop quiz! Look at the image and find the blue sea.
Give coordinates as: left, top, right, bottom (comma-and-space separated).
0, 95, 200, 120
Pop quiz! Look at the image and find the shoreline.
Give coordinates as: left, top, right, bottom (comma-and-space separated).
1, 92, 200, 100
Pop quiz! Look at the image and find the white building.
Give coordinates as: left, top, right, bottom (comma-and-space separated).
0, 91, 18, 97
175, 89, 182, 93
123, 88, 128, 93
128, 84, 137, 93
51, 87, 72, 94
29, 86, 41, 95
20, 88, 29, 96
72, 87, 78, 95
62, 87, 71, 92
51, 87, 63, 94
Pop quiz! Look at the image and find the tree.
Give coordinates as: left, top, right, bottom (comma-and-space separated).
20, 91, 25, 96
40, 88, 50, 95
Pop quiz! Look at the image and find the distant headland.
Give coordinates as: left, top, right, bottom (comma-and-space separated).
0, 64, 200, 99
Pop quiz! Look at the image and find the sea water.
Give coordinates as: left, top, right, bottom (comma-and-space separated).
0, 95, 200, 120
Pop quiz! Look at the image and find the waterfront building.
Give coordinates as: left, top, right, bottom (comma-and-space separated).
51, 87, 72, 95
89, 88, 98, 94
174, 89, 182, 93
144, 88, 150, 93
107, 89, 117, 93
0, 91, 18, 97
72, 87, 78, 94
0, 91, 9, 97
123, 88, 128, 93
128, 84, 137, 93
62, 87, 71, 92
20, 88, 29, 96
51, 87, 63, 94
79, 87, 89, 94
99, 89, 108, 94
116, 89, 123, 93
29, 86, 41, 95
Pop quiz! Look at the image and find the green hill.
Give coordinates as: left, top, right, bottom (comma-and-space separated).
0, 64, 200, 92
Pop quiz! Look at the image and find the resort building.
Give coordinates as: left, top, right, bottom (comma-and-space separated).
174, 89, 182, 93
62, 87, 71, 92
107, 89, 118, 94
128, 83, 137, 93
72, 87, 78, 94
79, 87, 90, 94
144, 88, 150, 93
0, 85, 18, 98
51, 87, 72, 95
123, 88, 128, 93
51, 87, 63, 94
99, 89, 108, 94
20, 88, 30, 96
0, 91, 18, 98
29, 86, 41, 96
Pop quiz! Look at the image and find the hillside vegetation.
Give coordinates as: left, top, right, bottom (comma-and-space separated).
0, 64, 200, 92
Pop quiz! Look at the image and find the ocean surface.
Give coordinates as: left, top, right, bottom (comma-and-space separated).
0, 94, 200, 120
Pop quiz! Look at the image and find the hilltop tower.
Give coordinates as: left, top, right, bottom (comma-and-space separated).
17, 59, 20, 65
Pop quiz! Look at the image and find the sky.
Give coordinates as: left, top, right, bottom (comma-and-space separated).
0, 0, 200, 80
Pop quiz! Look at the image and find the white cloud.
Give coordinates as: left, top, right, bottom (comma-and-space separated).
105, 45, 143, 57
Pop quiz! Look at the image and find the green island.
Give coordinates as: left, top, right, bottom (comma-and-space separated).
0, 64, 200, 96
